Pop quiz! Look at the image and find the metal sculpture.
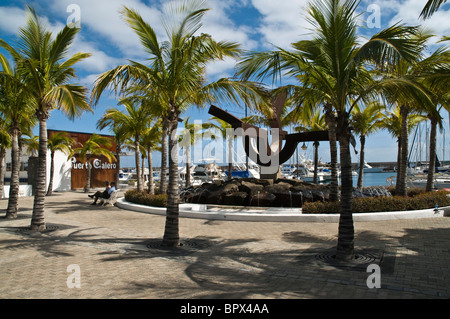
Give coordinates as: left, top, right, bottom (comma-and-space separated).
208, 103, 329, 178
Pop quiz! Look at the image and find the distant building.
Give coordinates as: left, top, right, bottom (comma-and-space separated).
2, 130, 118, 198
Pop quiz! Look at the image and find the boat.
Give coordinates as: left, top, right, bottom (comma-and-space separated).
407, 174, 450, 189
293, 166, 332, 183
191, 159, 224, 185
280, 165, 296, 178
119, 169, 134, 184
225, 166, 260, 179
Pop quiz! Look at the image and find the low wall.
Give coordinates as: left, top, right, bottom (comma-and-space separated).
2, 185, 33, 199
115, 198, 450, 222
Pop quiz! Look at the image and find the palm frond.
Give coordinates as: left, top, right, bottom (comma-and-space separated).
420, 0, 447, 19
45, 84, 92, 120
120, 6, 163, 63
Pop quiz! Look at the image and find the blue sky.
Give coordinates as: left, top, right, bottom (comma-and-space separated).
0, 0, 449, 167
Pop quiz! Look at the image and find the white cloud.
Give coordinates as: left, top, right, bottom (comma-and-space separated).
0, 6, 27, 35
367, 0, 450, 38
48, 0, 164, 59
70, 36, 123, 74
251, 0, 311, 48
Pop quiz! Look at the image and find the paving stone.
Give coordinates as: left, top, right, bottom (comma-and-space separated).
1, 190, 450, 299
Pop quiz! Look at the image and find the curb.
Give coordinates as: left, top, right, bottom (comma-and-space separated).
115, 198, 450, 222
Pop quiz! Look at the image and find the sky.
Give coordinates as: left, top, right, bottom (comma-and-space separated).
0, 0, 449, 167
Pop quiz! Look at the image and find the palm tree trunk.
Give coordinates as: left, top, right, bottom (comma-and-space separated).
46, 151, 55, 196
162, 115, 180, 247
396, 139, 402, 172
6, 127, 20, 219
396, 105, 409, 196
0, 147, 5, 200
31, 111, 48, 231
325, 104, 339, 201
357, 135, 366, 188
135, 139, 142, 192
228, 136, 233, 181
426, 117, 438, 192
185, 144, 191, 187
336, 114, 354, 261
159, 118, 168, 194
115, 146, 121, 187
85, 156, 92, 192
141, 153, 145, 188
147, 146, 154, 195
313, 141, 319, 184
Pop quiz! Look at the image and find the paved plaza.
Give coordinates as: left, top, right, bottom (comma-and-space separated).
1, 190, 450, 300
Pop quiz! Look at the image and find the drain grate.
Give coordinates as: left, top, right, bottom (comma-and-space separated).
147, 238, 211, 249
14, 224, 60, 233
315, 252, 378, 264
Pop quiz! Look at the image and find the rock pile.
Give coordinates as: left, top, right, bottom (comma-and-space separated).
180, 178, 332, 207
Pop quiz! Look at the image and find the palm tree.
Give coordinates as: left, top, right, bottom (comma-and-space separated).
208, 117, 235, 181
97, 98, 152, 192
178, 117, 211, 186
293, 106, 328, 184
0, 125, 11, 200
21, 134, 39, 157
71, 134, 116, 192
46, 131, 74, 196
351, 101, 385, 188
96, 119, 129, 188
379, 106, 427, 181
381, 32, 447, 196
0, 49, 35, 218
237, 0, 422, 260
91, 1, 260, 247
0, 6, 92, 230
141, 123, 162, 194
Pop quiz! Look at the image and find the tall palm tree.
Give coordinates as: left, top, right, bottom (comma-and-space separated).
97, 98, 152, 192
91, 1, 261, 247
237, 0, 422, 260
350, 101, 385, 188
179, 117, 212, 186
379, 106, 426, 181
381, 32, 447, 196
71, 134, 116, 192
0, 50, 35, 218
0, 6, 92, 230
46, 131, 74, 196
141, 122, 162, 194
420, 47, 450, 191
96, 119, 129, 188
293, 106, 328, 184
0, 124, 11, 200
208, 117, 235, 181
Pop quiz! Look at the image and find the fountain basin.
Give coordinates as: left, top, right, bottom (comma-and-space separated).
116, 197, 450, 222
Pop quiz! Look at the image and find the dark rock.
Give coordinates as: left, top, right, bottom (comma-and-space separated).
205, 190, 223, 205
239, 181, 264, 194
222, 192, 248, 206
275, 178, 298, 186
220, 182, 240, 194
264, 182, 291, 194
248, 191, 276, 207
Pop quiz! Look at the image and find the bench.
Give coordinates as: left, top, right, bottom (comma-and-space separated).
100, 190, 120, 206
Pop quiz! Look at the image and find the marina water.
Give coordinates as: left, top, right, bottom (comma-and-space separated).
349, 172, 395, 187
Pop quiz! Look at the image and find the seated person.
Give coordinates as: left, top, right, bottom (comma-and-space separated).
88, 181, 115, 205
